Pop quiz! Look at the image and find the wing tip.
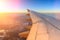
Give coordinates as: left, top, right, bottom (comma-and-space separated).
27, 9, 30, 12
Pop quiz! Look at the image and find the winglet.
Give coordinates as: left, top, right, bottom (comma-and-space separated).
27, 9, 30, 12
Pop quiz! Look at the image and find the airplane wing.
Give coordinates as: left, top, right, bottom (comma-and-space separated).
27, 9, 60, 40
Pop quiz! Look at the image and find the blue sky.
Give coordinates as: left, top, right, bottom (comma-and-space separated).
0, 0, 60, 13
20, 0, 60, 13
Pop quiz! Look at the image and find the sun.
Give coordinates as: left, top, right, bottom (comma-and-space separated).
0, 1, 6, 12
0, 0, 20, 13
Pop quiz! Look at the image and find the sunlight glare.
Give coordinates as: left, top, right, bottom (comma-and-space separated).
0, 2, 6, 12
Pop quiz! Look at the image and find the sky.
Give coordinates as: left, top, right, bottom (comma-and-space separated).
0, 0, 60, 13
0, 0, 20, 12
22, 0, 60, 13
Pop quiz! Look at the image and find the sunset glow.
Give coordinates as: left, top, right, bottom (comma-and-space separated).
0, 0, 20, 12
